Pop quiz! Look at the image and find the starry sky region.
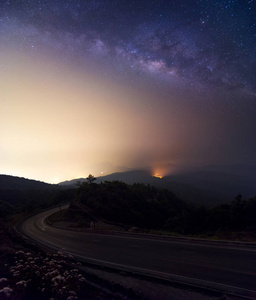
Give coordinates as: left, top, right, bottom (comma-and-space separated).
0, 0, 255, 182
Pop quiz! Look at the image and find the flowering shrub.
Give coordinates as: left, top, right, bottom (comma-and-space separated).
0, 250, 87, 300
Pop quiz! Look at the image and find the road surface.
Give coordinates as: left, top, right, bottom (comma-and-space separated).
18, 207, 256, 299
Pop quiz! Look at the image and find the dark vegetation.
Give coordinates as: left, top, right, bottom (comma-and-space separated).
77, 179, 256, 238
61, 167, 256, 206
0, 174, 256, 299
1, 173, 255, 238
0, 175, 76, 217
0, 176, 140, 299
77, 180, 188, 231
0, 174, 255, 239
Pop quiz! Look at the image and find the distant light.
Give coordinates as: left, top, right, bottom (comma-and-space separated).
152, 174, 163, 179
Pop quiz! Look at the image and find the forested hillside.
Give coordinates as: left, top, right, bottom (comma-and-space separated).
0, 175, 75, 217
76, 180, 256, 236
1, 173, 256, 239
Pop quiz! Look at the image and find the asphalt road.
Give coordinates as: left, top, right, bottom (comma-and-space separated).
18, 207, 256, 299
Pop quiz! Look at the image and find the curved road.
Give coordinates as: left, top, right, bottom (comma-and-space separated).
18, 207, 256, 299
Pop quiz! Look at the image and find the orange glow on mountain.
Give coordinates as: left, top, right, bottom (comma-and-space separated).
152, 174, 163, 179
151, 164, 175, 178
152, 167, 165, 178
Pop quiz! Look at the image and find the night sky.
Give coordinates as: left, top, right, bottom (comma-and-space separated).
0, 0, 255, 183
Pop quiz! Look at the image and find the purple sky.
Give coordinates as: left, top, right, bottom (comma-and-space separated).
0, 0, 255, 182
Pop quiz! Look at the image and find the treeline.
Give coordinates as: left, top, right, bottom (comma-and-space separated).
1, 177, 255, 237
186, 194, 256, 235
77, 181, 256, 235
0, 188, 76, 219
78, 180, 188, 230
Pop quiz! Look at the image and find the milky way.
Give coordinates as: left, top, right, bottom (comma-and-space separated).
0, 1, 255, 182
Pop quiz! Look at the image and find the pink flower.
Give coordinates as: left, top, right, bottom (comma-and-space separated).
0, 287, 13, 297
16, 280, 27, 287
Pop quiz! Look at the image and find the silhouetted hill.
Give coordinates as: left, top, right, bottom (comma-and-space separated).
0, 174, 54, 190
170, 171, 256, 199
197, 164, 256, 178
0, 175, 64, 212
59, 166, 256, 205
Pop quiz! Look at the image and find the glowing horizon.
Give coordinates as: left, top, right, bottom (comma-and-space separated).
0, 1, 255, 183
0, 52, 182, 183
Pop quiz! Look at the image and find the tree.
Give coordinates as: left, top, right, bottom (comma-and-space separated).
86, 174, 96, 184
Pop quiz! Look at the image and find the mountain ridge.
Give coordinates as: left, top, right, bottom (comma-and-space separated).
0, 174, 55, 190
1, 164, 255, 206
59, 166, 256, 205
